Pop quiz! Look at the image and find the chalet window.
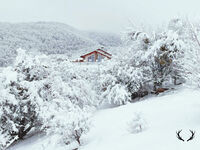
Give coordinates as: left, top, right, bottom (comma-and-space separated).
97, 54, 102, 62
88, 54, 95, 62
88, 56, 91, 62
91, 54, 95, 62
97, 54, 104, 62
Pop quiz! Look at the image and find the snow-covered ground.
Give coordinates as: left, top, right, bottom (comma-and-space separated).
9, 88, 200, 150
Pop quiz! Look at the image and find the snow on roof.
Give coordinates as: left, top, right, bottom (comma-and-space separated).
97, 49, 112, 57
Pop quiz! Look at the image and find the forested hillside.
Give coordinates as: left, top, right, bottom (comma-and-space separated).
0, 22, 121, 66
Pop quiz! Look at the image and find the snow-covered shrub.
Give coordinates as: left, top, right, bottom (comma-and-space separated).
37, 59, 98, 110
101, 82, 130, 105
128, 112, 147, 134
99, 31, 153, 105
38, 63, 95, 148
99, 58, 150, 105
63, 111, 91, 146
1, 81, 40, 138
173, 19, 200, 87
164, 18, 200, 88
150, 30, 186, 89
0, 49, 97, 149
0, 49, 49, 148
42, 104, 91, 149
99, 60, 131, 105
100, 24, 191, 105
20, 52, 96, 147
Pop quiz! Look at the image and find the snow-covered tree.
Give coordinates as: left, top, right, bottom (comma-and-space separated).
99, 31, 153, 105
0, 49, 97, 149
150, 31, 185, 89
0, 49, 47, 148
167, 18, 200, 87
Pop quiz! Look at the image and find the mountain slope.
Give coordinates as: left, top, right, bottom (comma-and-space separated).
0, 22, 98, 66
85, 31, 122, 47
9, 88, 200, 150
0, 22, 122, 66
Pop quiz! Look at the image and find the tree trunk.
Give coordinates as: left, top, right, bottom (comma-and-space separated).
18, 124, 33, 139
174, 76, 177, 85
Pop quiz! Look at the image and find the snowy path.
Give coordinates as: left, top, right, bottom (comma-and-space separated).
9, 88, 200, 150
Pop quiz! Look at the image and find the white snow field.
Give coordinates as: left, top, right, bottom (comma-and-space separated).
9, 88, 200, 150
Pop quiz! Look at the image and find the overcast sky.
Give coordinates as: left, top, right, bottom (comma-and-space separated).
0, 0, 200, 32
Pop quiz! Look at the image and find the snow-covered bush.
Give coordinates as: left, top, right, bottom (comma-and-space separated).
165, 18, 200, 88
41, 101, 92, 149
173, 19, 200, 87
99, 21, 196, 105
99, 58, 150, 105
0, 49, 50, 147
128, 112, 147, 134
37, 61, 96, 149
150, 30, 186, 89
0, 49, 97, 149
62, 110, 91, 146
1, 81, 41, 137
99, 60, 131, 105
99, 31, 153, 105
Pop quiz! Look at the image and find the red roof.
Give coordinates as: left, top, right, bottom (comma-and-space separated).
97, 49, 112, 56
80, 49, 112, 59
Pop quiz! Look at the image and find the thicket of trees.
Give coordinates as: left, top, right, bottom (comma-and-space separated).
99, 18, 200, 104
0, 49, 96, 149
1, 18, 200, 149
